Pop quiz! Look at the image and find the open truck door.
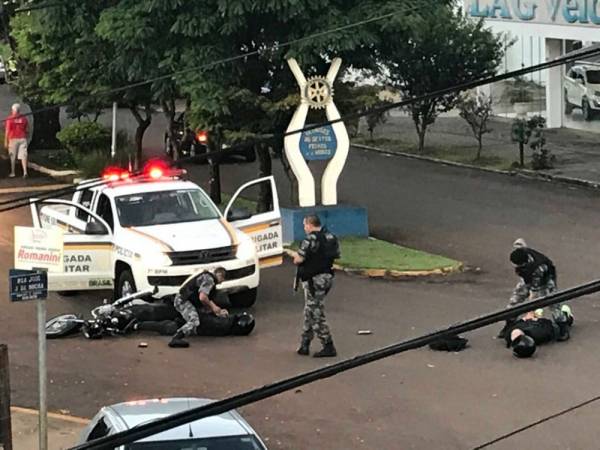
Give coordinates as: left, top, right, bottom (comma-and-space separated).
30, 198, 114, 291
224, 176, 283, 268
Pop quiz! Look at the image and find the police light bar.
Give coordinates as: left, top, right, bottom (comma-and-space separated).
102, 166, 130, 181
142, 159, 185, 180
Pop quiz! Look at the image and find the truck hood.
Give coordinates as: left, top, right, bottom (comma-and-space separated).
127, 219, 234, 252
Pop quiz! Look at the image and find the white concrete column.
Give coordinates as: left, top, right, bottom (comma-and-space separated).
545, 38, 563, 129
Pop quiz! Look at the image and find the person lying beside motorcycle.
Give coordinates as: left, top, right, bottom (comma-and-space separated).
506, 306, 574, 358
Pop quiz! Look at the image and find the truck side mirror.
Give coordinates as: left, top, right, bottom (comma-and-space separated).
85, 221, 108, 235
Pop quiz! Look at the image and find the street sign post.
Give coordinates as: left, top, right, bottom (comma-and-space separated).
9, 269, 47, 302
9, 268, 48, 450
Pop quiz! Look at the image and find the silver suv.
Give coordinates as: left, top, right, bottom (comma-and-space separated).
564, 63, 600, 121
78, 397, 268, 449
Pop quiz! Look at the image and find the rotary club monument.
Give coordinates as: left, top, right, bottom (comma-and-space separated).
282, 57, 368, 243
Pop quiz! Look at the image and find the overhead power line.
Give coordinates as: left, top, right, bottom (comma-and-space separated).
70, 279, 600, 450
0, 1, 428, 126
1, 43, 598, 215
473, 394, 600, 449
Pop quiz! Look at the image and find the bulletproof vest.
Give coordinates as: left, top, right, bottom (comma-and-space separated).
300, 229, 340, 281
515, 248, 556, 285
180, 271, 217, 303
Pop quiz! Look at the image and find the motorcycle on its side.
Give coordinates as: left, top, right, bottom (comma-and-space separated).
45, 288, 158, 339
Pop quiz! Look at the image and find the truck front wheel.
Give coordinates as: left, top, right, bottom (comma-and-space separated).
115, 269, 136, 300
229, 288, 258, 308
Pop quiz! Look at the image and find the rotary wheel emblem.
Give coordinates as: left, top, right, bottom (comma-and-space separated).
305, 76, 333, 109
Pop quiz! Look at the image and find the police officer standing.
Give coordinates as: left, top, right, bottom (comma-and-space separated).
290, 214, 339, 358
169, 267, 228, 348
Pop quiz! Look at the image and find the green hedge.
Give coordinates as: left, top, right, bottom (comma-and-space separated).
57, 121, 111, 153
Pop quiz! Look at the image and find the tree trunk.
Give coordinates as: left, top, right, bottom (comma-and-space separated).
162, 99, 179, 161
208, 130, 222, 205
130, 105, 152, 170
417, 126, 427, 153
476, 137, 483, 160
519, 142, 524, 167
256, 141, 272, 213
28, 103, 61, 150
276, 141, 297, 206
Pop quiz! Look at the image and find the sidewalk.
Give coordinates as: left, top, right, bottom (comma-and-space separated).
0, 156, 71, 194
366, 115, 600, 186
10, 407, 87, 450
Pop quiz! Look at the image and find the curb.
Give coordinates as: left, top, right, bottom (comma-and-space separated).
352, 143, 600, 190
333, 263, 463, 280
11, 406, 90, 425
28, 161, 79, 182
0, 184, 72, 195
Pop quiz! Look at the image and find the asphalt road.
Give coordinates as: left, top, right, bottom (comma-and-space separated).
2, 148, 600, 449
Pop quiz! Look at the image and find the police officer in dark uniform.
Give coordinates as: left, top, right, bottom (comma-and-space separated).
290, 214, 340, 358
169, 267, 228, 348
497, 241, 570, 341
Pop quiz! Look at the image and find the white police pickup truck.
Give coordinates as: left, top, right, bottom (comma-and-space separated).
29, 165, 282, 308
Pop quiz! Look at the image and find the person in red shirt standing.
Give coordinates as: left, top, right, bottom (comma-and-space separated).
4, 103, 29, 178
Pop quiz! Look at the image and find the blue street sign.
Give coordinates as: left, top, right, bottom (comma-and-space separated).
300, 125, 337, 161
9, 269, 48, 302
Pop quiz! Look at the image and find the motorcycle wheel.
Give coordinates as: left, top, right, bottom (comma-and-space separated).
46, 314, 83, 339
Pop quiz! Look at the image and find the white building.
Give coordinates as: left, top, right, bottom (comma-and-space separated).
465, 0, 600, 131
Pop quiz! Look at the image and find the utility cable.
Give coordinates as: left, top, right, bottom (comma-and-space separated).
1, 44, 599, 214
70, 279, 600, 450
473, 394, 600, 449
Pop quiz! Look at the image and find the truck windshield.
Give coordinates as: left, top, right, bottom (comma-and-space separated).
587, 70, 600, 84
115, 189, 220, 227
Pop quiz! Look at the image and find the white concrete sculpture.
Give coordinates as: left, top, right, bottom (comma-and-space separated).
284, 58, 350, 207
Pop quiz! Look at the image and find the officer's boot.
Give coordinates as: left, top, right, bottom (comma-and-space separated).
497, 319, 516, 340
313, 339, 337, 358
168, 331, 190, 348
556, 321, 570, 342
297, 338, 311, 356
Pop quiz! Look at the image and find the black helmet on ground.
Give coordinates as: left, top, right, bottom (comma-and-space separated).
512, 334, 536, 358
231, 312, 255, 336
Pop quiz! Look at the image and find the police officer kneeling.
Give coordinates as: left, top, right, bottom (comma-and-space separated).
291, 214, 340, 358
170, 267, 228, 348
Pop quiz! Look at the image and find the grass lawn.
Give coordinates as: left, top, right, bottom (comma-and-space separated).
290, 237, 461, 273
353, 137, 517, 171
29, 149, 76, 171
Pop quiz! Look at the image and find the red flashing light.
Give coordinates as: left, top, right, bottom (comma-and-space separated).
142, 159, 177, 180
102, 166, 130, 181
149, 167, 163, 179
196, 130, 208, 144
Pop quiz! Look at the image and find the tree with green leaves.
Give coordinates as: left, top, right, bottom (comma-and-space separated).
458, 91, 493, 160
375, 9, 504, 152
10, 1, 162, 162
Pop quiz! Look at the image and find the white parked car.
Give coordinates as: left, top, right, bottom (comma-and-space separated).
30, 163, 283, 307
78, 397, 268, 449
564, 63, 600, 121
